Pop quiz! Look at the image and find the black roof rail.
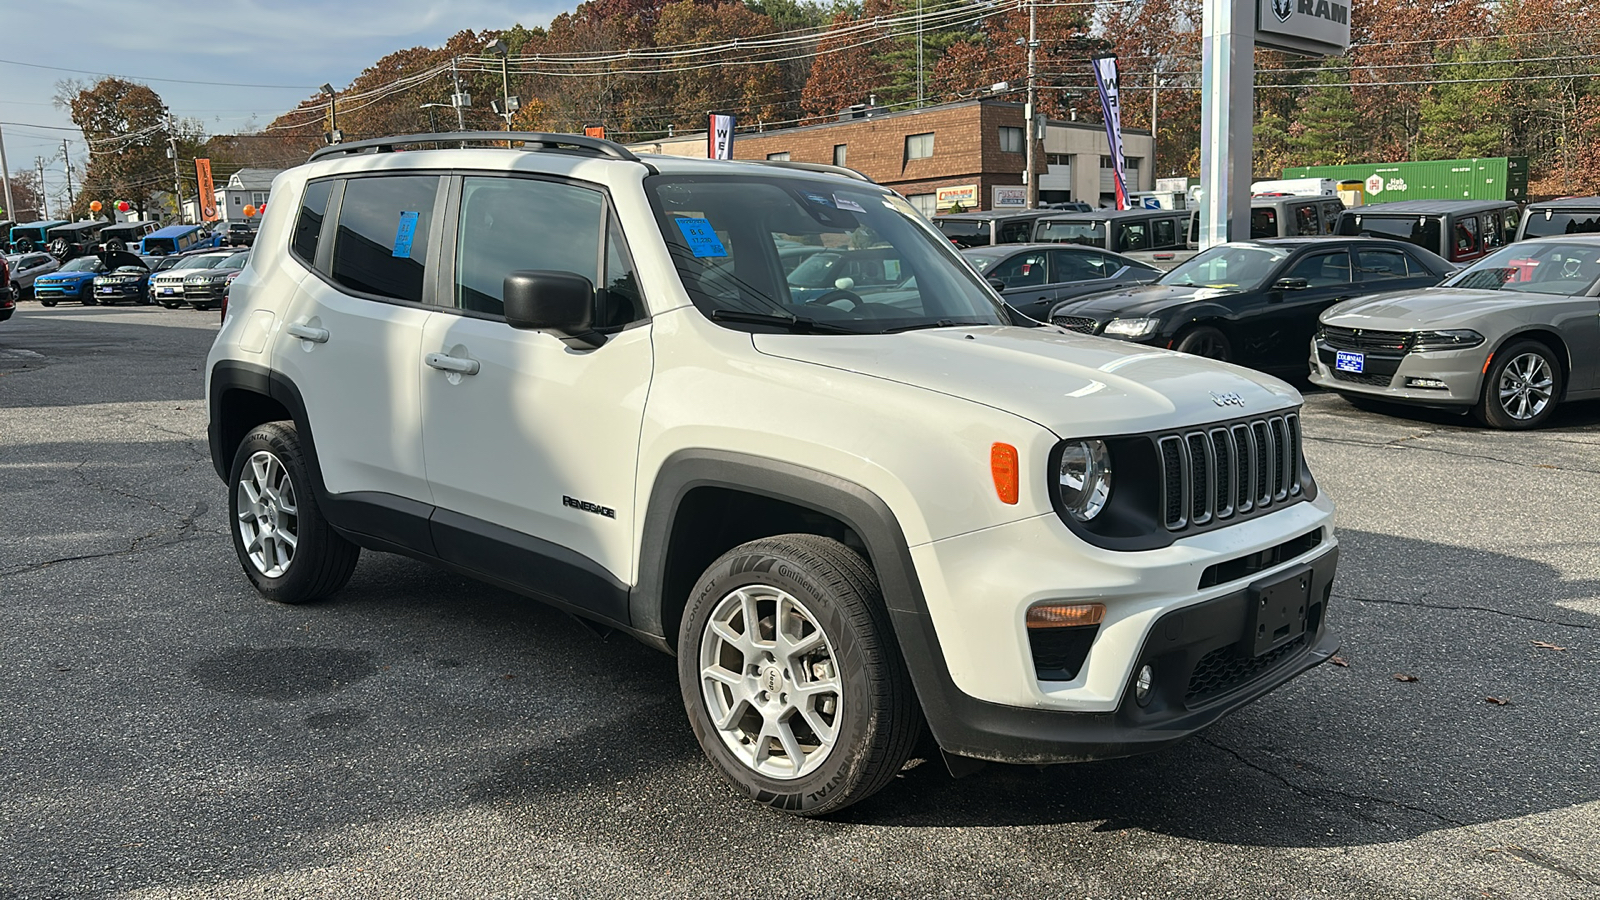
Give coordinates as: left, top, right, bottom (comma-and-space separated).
739, 159, 875, 184
308, 131, 639, 164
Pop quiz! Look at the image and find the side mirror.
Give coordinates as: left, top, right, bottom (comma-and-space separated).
503, 270, 604, 350
1274, 277, 1310, 291
987, 278, 1008, 292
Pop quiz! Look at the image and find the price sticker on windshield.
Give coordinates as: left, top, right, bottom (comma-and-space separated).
1335, 350, 1364, 374
675, 217, 727, 258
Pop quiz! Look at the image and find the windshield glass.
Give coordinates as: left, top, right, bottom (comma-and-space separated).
1521, 210, 1600, 239
1443, 241, 1600, 296
1347, 214, 1443, 252
59, 257, 105, 273
1035, 220, 1107, 247
934, 219, 989, 248
173, 255, 224, 270
222, 252, 249, 267
1161, 244, 1290, 291
646, 175, 1005, 333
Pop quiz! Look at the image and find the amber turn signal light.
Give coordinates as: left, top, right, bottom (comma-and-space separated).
991, 442, 1019, 505
1026, 602, 1106, 629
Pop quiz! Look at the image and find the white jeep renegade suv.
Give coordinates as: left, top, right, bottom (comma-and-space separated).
206, 132, 1339, 815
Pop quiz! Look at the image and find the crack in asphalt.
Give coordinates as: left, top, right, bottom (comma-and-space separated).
1497, 845, 1600, 888
1196, 735, 1469, 830
1335, 593, 1595, 630
0, 532, 219, 579
1307, 434, 1600, 476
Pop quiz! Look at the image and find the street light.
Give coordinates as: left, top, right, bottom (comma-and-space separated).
484, 38, 517, 132
419, 102, 452, 134
321, 83, 342, 145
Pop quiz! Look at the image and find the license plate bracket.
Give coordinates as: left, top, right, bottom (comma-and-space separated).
1335, 350, 1364, 373
1244, 565, 1312, 657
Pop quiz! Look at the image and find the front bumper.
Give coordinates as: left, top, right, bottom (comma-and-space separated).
33, 281, 79, 299
94, 282, 145, 301
185, 282, 226, 305
1308, 338, 1482, 408
151, 280, 187, 301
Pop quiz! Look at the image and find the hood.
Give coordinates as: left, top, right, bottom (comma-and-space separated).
753, 326, 1300, 437
38, 270, 97, 283
1321, 286, 1554, 330
1053, 283, 1230, 319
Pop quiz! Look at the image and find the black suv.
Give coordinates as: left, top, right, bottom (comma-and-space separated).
225, 222, 256, 247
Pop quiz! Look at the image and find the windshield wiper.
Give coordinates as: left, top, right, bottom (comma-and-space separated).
709, 309, 866, 334
882, 319, 993, 333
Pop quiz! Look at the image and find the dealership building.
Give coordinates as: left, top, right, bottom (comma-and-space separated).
628, 98, 1155, 215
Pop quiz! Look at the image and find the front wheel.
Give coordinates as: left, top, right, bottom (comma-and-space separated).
678, 534, 919, 816
1173, 325, 1232, 362
228, 422, 360, 603
1475, 340, 1561, 429
39, 297, 56, 307
80, 285, 96, 306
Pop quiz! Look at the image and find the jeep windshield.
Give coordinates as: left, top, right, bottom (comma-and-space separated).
933, 218, 991, 248
647, 175, 1006, 334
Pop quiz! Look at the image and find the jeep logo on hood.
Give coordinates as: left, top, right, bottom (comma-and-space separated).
1211, 391, 1245, 408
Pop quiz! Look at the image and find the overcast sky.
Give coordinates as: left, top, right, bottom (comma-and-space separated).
0, 0, 571, 204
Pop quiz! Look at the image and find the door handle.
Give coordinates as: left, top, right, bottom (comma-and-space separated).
425, 352, 480, 376
286, 323, 329, 343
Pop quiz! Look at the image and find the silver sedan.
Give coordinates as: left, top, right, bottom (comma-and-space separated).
1310, 235, 1600, 429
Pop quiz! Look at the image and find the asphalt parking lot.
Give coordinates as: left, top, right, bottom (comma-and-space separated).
2, 304, 1597, 900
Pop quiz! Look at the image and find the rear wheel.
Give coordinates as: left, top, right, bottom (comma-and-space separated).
228, 422, 360, 603
678, 534, 918, 816
1475, 340, 1561, 429
1174, 325, 1232, 362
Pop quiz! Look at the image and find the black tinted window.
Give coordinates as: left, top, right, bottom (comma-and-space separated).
1285, 251, 1351, 287
330, 176, 439, 302
1153, 218, 1176, 247
1355, 248, 1413, 280
454, 176, 603, 317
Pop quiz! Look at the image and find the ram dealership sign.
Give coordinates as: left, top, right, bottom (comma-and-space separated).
1256, 0, 1351, 56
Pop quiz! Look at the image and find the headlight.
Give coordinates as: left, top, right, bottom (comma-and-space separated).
1057, 440, 1113, 521
1411, 329, 1484, 351
1102, 317, 1161, 339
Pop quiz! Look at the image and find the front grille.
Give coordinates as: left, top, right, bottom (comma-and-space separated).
1331, 370, 1393, 387
1052, 315, 1099, 334
1157, 412, 1302, 532
1186, 634, 1308, 704
185, 283, 222, 302
1321, 326, 1413, 353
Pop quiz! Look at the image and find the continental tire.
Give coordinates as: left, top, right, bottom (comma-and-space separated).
228, 421, 359, 604
678, 534, 919, 816
1173, 325, 1231, 362
1476, 340, 1561, 430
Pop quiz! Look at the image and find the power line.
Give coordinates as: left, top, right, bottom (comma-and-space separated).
0, 56, 317, 89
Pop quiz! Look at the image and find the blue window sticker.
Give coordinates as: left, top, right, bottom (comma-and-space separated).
803, 192, 833, 207
392, 211, 420, 258
675, 217, 727, 258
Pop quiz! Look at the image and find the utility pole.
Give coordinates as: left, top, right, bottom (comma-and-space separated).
1024, 0, 1039, 209
60, 139, 73, 214
916, 0, 924, 108
0, 124, 14, 224
451, 58, 467, 131
1150, 76, 1159, 187
166, 114, 185, 223
37, 158, 48, 219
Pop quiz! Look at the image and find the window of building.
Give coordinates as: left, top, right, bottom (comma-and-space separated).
1124, 158, 1141, 172
766, 151, 791, 161
454, 175, 605, 318
906, 193, 936, 217
251, 191, 269, 207
1046, 153, 1071, 167
833, 144, 847, 167
999, 126, 1023, 153
291, 179, 333, 267
905, 133, 934, 162
330, 175, 441, 303
1101, 156, 1115, 168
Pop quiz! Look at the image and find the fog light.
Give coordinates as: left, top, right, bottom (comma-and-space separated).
1405, 377, 1449, 390
1026, 602, 1105, 629
1134, 664, 1154, 706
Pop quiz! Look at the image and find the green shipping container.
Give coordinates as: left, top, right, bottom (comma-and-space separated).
1282, 157, 1528, 205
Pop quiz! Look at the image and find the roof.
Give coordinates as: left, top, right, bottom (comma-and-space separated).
14, 220, 68, 229
145, 224, 204, 238
1351, 199, 1519, 214
225, 168, 283, 190
1524, 196, 1600, 209
1037, 208, 1184, 222
935, 210, 1057, 222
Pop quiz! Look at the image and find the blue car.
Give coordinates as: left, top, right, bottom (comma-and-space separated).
33, 254, 123, 306
90, 252, 154, 305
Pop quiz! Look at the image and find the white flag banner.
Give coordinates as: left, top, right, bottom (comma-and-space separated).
708, 113, 735, 160
1091, 55, 1128, 210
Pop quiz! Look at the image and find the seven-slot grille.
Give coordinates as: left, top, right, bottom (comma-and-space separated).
1320, 326, 1412, 353
1051, 315, 1099, 334
1157, 412, 1302, 531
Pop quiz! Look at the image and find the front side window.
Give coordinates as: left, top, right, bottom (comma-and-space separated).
1293, 204, 1320, 236
646, 175, 1005, 334
454, 176, 605, 318
905, 132, 934, 161
987, 251, 1048, 288
330, 175, 440, 303
1453, 216, 1479, 257
1445, 241, 1600, 296
291, 180, 333, 266
1283, 251, 1351, 287
1113, 221, 1149, 252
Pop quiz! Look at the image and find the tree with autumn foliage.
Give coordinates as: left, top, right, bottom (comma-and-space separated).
56, 78, 176, 220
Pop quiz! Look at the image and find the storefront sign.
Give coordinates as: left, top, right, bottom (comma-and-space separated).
992, 186, 1026, 208
1256, 0, 1351, 56
936, 184, 979, 209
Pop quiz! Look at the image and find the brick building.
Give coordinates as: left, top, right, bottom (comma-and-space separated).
628, 99, 1154, 214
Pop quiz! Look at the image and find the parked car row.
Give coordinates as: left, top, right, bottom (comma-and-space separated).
2, 219, 255, 258
7, 246, 247, 311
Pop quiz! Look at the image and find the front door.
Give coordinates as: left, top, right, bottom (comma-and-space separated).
419, 175, 653, 619
1254, 250, 1355, 369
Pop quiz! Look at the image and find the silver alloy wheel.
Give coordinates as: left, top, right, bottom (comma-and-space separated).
1497, 351, 1554, 421
236, 450, 299, 578
698, 584, 842, 780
